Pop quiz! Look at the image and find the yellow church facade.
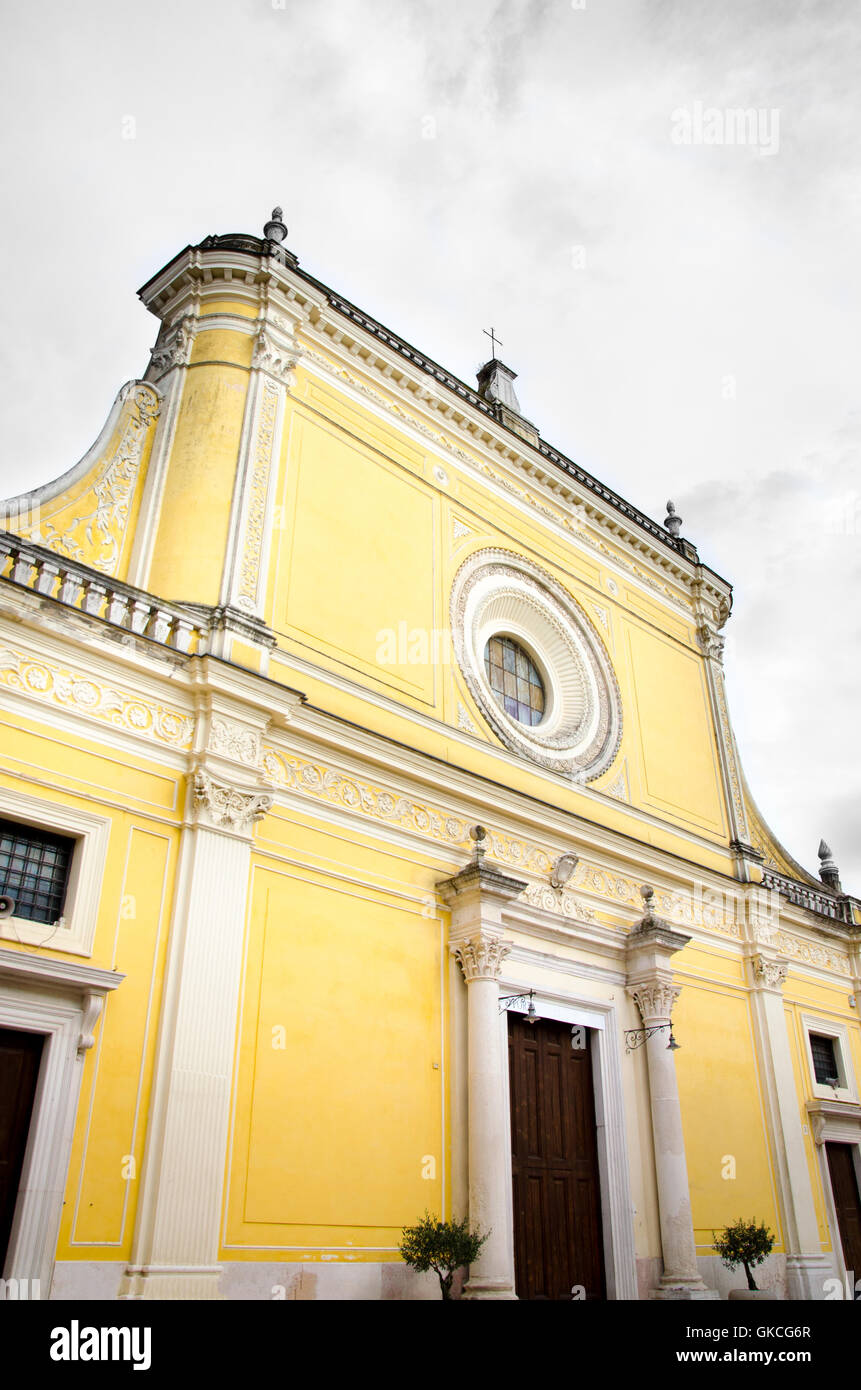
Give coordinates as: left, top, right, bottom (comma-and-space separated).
0, 210, 859, 1301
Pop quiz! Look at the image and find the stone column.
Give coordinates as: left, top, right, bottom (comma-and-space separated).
627, 896, 717, 1299
438, 838, 525, 1299
747, 950, 832, 1298
123, 703, 273, 1300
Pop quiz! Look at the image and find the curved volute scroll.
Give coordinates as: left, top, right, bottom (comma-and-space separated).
0, 380, 161, 581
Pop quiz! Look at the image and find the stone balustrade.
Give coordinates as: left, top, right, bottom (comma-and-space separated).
0, 532, 208, 656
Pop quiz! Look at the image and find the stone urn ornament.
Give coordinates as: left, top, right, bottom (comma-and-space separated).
713, 1218, 778, 1300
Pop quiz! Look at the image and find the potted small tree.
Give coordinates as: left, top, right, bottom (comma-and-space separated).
713, 1218, 777, 1300
399, 1212, 488, 1300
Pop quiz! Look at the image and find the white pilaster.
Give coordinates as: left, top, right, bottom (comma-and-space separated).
747, 952, 833, 1298
123, 762, 271, 1300
438, 843, 525, 1299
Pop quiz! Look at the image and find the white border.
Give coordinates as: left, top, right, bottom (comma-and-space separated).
801, 1013, 858, 1103
0, 787, 110, 957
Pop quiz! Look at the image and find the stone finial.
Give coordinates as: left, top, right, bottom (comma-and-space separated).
664, 501, 682, 537
818, 840, 841, 892
264, 207, 288, 243
469, 824, 488, 859
640, 883, 656, 923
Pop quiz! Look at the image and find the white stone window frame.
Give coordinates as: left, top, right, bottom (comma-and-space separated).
0, 788, 110, 958
496, 983, 638, 1300
0, 947, 122, 1297
451, 549, 623, 782
802, 1014, 857, 1104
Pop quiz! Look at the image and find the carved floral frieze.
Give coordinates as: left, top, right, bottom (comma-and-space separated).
0, 645, 193, 748
39, 383, 160, 577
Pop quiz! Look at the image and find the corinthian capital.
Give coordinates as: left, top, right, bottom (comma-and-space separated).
751, 954, 788, 991
452, 933, 512, 983
628, 980, 680, 1025
192, 768, 272, 835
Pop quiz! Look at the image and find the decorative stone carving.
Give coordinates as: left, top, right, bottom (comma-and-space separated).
457, 701, 478, 733
550, 852, 579, 890
629, 981, 681, 1024
40, 382, 161, 577
77, 992, 105, 1057
0, 645, 193, 748
192, 769, 272, 834
452, 934, 512, 983
150, 315, 196, 376
450, 548, 622, 781
520, 881, 596, 922
696, 624, 725, 663
252, 328, 297, 384
237, 378, 280, 610
751, 955, 788, 990
207, 717, 262, 767
603, 761, 629, 803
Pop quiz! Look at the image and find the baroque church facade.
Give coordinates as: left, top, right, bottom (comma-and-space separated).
0, 210, 859, 1301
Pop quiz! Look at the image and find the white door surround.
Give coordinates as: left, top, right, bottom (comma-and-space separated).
0, 946, 123, 1298
497, 979, 639, 1300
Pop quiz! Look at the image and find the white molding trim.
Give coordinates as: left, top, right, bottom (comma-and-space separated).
0, 787, 111, 957
801, 1013, 858, 1103
0, 947, 123, 1297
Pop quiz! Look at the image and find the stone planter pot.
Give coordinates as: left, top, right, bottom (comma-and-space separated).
728, 1289, 777, 1301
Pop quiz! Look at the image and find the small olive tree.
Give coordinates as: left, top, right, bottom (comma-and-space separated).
399, 1213, 488, 1300
713, 1218, 776, 1291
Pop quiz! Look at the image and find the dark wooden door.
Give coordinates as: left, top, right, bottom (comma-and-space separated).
509, 1014, 605, 1299
826, 1142, 861, 1287
0, 1028, 44, 1272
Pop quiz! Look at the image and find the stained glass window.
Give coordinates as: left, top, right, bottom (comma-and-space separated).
484, 636, 545, 727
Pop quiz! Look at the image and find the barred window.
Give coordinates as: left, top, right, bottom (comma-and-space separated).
810, 1033, 840, 1086
0, 820, 74, 925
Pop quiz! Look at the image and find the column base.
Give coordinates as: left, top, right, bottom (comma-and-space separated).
785, 1253, 839, 1301
120, 1266, 223, 1300
461, 1277, 518, 1300
651, 1276, 718, 1301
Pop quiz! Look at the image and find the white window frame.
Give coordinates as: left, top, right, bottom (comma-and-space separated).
0, 787, 110, 957
802, 1014, 857, 1103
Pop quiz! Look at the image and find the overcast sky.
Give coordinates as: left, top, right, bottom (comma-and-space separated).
2, 0, 859, 889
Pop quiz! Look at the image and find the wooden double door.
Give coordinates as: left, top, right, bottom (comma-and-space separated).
0, 1027, 44, 1273
826, 1143, 861, 1291
508, 1014, 606, 1299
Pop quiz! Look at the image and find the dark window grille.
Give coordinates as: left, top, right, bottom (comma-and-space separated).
810, 1033, 840, 1085
484, 635, 546, 728
0, 820, 74, 925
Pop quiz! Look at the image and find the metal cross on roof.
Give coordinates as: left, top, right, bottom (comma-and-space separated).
483, 326, 503, 359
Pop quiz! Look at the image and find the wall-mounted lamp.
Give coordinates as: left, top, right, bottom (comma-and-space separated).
625, 1023, 680, 1054
500, 989, 540, 1024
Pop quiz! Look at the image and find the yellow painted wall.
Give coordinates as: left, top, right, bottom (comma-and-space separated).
673, 954, 780, 1249
224, 812, 446, 1258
